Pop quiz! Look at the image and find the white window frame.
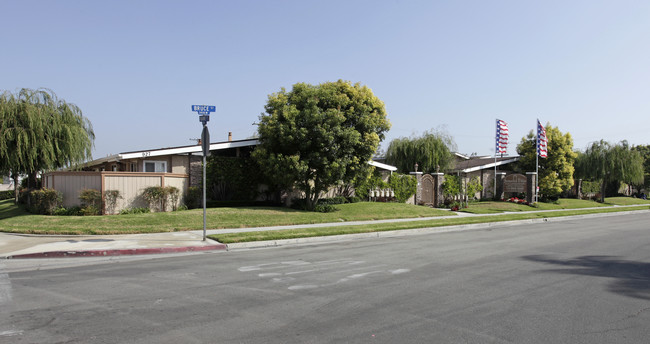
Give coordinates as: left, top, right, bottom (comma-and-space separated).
143, 160, 167, 173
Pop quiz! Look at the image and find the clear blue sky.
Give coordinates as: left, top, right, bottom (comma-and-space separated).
3, 0, 650, 160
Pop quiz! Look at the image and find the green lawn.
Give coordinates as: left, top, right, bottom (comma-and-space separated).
210, 205, 650, 243
459, 197, 649, 214
0, 200, 450, 235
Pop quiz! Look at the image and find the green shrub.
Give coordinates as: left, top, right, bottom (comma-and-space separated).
79, 189, 102, 208
119, 207, 150, 215
185, 186, 202, 209
52, 206, 83, 216
314, 203, 337, 213
28, 188, 62, 215
347, 196, 361, 203
0, 190, 15, 200
81, 205, 101, 216
176, 204, 188, 211
319, 196, 348, 205
354, 169, 387, 200
388, 174, 417, 203
142, 186, 166, 211
103, 190, 122, 214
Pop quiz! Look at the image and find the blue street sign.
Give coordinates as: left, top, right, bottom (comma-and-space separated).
191, 105, 216, 115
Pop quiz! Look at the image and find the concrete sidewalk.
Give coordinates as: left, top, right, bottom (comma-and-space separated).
1, 205, 647, 259
0, 232, 227, 259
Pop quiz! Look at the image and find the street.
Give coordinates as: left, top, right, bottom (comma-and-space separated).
2, 213, 650, 343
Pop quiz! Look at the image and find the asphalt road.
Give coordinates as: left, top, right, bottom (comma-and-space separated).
1, 213, 650, 344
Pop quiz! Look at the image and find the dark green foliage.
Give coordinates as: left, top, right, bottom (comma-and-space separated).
27, 188, 61, 215
119, 207, 150, 215
79, 188, 102, 209
0, 88, 94, 203
575, 140, 644, 202
515, 124, 576, 199
347, 196, 361, 203
442, 175, 461, 199
388, 174, 417, 203
314, 203, 337, 213
632, 145, 650, 190
52, 206, 83, 216
253, 80, 391, 211
354, 168, 387, 200
80, 205, 101, 216
0, 190, 14, 200
185, 186, 202, 209
206, 156, 264, 201
385, 128, 456, 173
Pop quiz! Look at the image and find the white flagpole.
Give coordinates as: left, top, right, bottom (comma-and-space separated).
535, 119, 539, 203
494, 119, 497, 199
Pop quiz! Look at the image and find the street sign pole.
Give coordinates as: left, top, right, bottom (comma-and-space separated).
192, 105, 216, 241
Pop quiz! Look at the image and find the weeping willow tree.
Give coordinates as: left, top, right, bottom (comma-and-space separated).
385, 129, 456, 173
575, 140, 644, 202
0, 88, 95, 203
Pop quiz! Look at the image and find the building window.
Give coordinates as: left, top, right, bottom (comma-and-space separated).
130, 163, 137, 172
144, 161, 167, 173
112, 165, 118, 172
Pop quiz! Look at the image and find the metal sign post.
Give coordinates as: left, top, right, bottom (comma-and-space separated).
192, 105, 216, 241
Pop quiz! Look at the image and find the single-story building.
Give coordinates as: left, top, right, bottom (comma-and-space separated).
44, 137, 399, 213
44, 137, 259, 213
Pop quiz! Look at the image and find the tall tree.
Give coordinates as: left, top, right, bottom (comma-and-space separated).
575, 140, 644, 202
385, 129, 456, 173
632, 144, 650, 191
0, 88, 95, 202
252, 80, 391, 210
515, 123, 576, 199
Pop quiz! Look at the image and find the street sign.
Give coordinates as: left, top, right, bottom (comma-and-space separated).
192, 105, 216, 115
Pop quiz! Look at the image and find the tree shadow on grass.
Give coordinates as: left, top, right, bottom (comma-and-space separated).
522, 255, 650, 300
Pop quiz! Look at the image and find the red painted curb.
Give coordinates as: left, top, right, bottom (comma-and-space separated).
6, 244, 228, 259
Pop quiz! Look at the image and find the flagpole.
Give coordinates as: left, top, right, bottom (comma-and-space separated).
535, 119, 539, 203
494, 119, 497, 199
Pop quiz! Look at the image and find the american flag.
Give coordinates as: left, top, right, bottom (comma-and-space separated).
495, 119, 509, 155
537, 119, 548, 158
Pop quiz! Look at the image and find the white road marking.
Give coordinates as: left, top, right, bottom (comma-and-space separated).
239, 259, 410, 291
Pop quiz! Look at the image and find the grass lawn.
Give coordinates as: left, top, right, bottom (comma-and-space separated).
210, 205, 650, 243
0, 200, 450, 235
459, 197, 647, 214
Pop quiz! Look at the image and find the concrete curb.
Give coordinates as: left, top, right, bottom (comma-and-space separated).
226, 209, 650, 250
5, 244, 227, 259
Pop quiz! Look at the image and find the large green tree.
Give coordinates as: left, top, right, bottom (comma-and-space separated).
515, 123, 576, 199
575, 140, 644, 202
385, 129, 456, 173
0, 88, 95, 202
632, 144, 650, 191
252, 80, 391, 210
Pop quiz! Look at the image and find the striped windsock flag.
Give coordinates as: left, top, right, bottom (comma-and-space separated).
496, 119, 509, 155
537, 119, 548, 158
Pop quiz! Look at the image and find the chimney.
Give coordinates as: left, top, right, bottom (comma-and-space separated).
228, 132, 232, 142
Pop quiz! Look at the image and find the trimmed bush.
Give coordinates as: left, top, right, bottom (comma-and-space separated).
28, 188, 62, 215
103, 190, 122, 215
119, 207, 150, 215
388, 174, 417, 203
52, 206, 83, 216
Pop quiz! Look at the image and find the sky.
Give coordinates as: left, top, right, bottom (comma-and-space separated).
2, 0, 650, 160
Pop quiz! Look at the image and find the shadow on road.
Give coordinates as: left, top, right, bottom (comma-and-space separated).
522, 255, 650, 300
